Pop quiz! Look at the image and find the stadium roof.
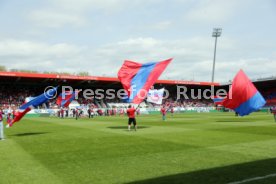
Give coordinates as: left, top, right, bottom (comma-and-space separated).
0, 71, 220, 86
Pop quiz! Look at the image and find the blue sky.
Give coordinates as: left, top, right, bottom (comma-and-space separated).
0, 0, 275, 82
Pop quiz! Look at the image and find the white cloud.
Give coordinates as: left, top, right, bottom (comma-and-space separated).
0, 36, 275, 83
216, 58, 276, 80
184, 0, 245, 23
29, 10, 86, 28
150, 21, 172, 30
0, 39, 86, 72
27, 0, 159, 28
51, 0, 131, 12
0, 0, 274, 84
0, 39, 83, 57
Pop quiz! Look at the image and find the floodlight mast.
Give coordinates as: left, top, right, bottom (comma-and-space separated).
211, 28, 222, 82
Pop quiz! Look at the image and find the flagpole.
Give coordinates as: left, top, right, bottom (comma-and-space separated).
135, 103, 142, 110
0, 120, 4, 140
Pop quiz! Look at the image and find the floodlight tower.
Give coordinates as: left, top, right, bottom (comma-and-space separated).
211, 28, 222, 82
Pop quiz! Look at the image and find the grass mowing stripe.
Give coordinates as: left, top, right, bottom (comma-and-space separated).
210, 139, 276, 158
2, 112, 276, 184
0, 139, 63, 184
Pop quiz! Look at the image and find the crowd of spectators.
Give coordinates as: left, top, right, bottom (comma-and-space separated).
0, 87, 37, 108
1, 87, 275, 109
261, 88, 276, 106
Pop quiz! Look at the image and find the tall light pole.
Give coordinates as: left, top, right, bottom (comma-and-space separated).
211, 28, 222, 82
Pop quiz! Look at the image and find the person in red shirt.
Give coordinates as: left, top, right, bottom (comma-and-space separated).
60, 108, 64, 118
0, 110, 3, 122
160, 106, 167, 121
127, 105, 137, 131
6, 112, 12, 125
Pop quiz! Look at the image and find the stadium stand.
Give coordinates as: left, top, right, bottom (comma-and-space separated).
0, 71, 275, 114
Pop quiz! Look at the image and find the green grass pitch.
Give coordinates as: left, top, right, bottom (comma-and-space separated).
1, 112, 276, 184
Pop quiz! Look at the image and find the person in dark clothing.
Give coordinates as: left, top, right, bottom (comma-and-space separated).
88, 108, 91, 118
272, 106, 276, 122
75, 109, 79, 120
72, 109, 76, 118
65, 109, 69, 117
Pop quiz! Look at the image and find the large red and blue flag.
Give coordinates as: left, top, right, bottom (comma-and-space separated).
118, 58, 172, 104
222, 70, 266, 116
56, 90, 78, 107
7, 87, 58, 127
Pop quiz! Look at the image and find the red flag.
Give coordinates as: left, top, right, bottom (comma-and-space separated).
222, 70, 266, 116
118, 58, 172, 104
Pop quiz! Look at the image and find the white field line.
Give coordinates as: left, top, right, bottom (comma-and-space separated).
227, 173, 276, 184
